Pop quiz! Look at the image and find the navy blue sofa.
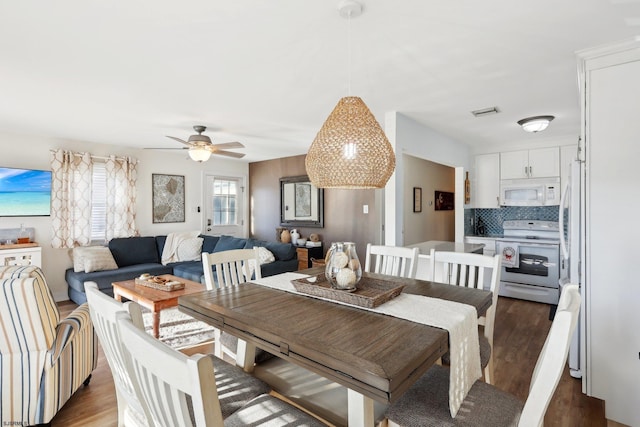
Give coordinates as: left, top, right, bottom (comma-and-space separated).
65, 234, 299, 304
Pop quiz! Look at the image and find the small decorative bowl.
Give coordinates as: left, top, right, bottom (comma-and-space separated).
297, 238, 307, 246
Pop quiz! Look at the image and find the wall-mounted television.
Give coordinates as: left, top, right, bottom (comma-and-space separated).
0, 167, 52, 216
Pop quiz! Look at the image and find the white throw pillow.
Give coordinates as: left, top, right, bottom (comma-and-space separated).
176, 237, 203, 262
244, 247, 275, 279
256, 246, 275, 264
83, 247, 118, 273
72, 246, 109, 273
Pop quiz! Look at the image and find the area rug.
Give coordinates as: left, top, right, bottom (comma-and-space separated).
141, 307, 216, 350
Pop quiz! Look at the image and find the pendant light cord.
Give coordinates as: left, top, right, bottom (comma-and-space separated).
347, 9, 352, 96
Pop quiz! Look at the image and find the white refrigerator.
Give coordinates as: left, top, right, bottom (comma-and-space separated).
559, 158, 583, 379
577, 38, 640, 426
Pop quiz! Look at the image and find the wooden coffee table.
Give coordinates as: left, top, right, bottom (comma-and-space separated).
112, 274, 205, 338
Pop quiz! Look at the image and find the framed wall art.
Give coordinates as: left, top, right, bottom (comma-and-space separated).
152, 174, 185, 223
413, 187, 422, 213
435, 190, 454, 211
280, 175, 324, 228
294, 182, 311, 217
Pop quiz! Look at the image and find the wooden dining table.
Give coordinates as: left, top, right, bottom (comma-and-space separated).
178, 269, 492, 426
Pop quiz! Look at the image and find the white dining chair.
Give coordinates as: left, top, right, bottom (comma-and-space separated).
202, 248, 265, 369
85, 282, 151, 427
385, 283, 580, 427
429, 249, 501, 384
202, 248, 262, 290
364, 243, 420, 278
116, 308, 326, 427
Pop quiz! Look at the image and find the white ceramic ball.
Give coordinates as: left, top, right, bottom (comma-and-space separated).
336, 268, 357, 288
332, 251, 349, 268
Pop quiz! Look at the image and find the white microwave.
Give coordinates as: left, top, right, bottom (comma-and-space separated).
500, 177, 561, 206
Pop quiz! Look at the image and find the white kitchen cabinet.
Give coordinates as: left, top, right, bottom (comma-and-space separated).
0, 245, 42, 268
578, 38, 640, 426
500, 147, 560, 179
474, 153, 500, 208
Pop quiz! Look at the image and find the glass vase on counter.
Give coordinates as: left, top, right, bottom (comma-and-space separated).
17, 224, 30, 244
325, 242, 362, 291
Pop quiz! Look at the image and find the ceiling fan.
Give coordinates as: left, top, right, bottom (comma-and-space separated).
149, 125, 246, 162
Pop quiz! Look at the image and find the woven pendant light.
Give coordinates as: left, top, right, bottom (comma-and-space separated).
306, 96, 396, 188
305, 1, 396, 189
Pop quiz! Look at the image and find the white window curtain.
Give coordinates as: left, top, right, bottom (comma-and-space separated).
105, 155, 138, 240
50, 150, 94, 248
50, 149, 138, 248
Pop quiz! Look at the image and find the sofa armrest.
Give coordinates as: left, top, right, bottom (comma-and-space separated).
48, 304, 93, 365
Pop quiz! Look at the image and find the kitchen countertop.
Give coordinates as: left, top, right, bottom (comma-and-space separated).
407, 240, 485, 255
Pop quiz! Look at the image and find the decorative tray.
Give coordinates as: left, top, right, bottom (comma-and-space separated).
0, 242, 39, 249
291, 273, 404, 308
135, 276, 185, 291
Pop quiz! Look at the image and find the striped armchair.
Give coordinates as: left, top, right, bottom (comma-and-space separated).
0, 265, 98, 425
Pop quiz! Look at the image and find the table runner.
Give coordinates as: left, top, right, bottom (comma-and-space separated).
251, 272, 481, 417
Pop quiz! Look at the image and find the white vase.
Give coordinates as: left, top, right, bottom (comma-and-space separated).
290, 229, 300, 245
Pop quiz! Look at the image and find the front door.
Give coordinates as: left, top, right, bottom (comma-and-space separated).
203, 175, 245, 236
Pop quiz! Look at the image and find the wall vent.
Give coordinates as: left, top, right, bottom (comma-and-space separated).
471, 106, 500, 117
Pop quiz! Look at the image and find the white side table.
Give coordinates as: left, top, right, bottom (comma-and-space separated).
0, 243, 42, 268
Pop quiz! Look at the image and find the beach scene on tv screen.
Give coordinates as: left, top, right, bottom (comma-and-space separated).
0, 167, 52, 216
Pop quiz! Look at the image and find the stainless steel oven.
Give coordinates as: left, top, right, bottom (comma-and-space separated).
496, 220, 561, 305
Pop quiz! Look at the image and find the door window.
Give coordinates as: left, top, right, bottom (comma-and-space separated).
213, 179, 237, 226
204, 175, 244, 236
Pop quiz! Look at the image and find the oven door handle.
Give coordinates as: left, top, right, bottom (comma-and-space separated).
519, 258, 556, 267
498, 241, 559, 249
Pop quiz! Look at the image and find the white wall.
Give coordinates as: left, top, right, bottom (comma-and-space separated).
403, 154, 455, 245
0, 130, 248, 301
580, 40, 640, 427
384, 112, 471, 246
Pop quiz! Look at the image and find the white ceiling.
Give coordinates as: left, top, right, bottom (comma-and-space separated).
1, 0, 639, 163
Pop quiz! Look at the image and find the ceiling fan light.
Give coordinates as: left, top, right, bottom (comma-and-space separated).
517, 115, 555, 133
188, 146, 211, 162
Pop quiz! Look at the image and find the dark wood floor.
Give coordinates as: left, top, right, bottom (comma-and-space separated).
51, 296, 605, 426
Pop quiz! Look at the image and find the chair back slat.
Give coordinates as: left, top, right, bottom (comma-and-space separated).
85, 282, 150, 425
117, 310, 223, 427
203, 248, 261, 290
364, 244, 420, 279
519, 284, 580, 426
202, 248, 262, 361
430, 249, 502, 384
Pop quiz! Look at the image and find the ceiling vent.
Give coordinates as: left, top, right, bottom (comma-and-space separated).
471, 106, 500, 117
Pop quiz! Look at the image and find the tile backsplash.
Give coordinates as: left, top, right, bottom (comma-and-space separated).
464, 206, 559, 236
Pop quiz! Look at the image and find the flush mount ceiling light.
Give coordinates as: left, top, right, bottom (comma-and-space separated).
305, 0, 396, 189
517, 115, 555, 133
